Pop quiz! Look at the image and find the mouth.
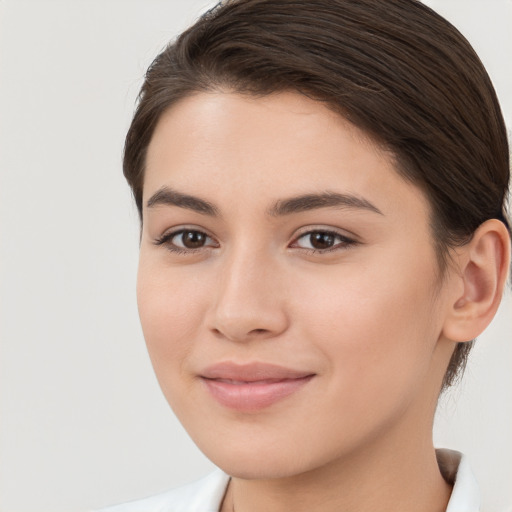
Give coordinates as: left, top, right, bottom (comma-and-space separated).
199, 362, 316, 411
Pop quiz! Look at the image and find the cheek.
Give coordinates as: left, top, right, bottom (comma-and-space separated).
293, 255, 441, 398
136, 261, 206, 388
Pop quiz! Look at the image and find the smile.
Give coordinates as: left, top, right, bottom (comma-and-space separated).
199, 362, 315, 411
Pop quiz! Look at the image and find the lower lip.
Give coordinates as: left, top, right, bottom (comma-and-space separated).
201, 375, 314, 411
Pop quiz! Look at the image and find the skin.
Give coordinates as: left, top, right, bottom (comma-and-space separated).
137, 91, 470, 512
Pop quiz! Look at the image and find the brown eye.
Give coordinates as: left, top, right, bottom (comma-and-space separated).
180, 230, 207, 249
155, 229, 218, 253
309, 232, 335, 249
292, 230, 356, 253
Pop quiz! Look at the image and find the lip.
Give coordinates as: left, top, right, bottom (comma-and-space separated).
199, 362, 315, 411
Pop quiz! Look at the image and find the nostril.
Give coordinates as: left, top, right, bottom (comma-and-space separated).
208, 298, 289, 341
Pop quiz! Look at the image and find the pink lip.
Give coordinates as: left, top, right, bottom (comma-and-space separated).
200, 362, 315, 411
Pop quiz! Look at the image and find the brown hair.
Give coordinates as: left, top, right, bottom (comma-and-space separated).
123, 0, 510, 389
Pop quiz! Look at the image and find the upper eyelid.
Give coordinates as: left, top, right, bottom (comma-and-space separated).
291, 225, 359, 241
157, 225, 216, 240
157, 225, 354, 237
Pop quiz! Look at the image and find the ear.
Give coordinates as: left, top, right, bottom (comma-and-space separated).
442, 219, 511, 342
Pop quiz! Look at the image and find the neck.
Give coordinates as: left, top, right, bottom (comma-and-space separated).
221, 414, 452, 512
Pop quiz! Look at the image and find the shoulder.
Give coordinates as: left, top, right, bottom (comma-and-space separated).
94, 469, 230, 512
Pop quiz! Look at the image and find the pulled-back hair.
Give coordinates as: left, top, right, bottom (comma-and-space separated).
123, 0, 510, 388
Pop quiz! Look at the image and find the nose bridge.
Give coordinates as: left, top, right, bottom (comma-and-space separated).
209, 240, 288, 341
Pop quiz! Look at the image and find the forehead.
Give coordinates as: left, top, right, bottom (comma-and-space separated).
146, 90, 380, 173
144, 91, 430, 222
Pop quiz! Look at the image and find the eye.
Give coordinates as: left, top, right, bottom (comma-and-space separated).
291, 230, 356, 252
154, 229, 218, 253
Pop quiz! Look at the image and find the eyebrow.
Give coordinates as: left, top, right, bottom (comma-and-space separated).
145, 186, 382, 217
146, 187, 219, 216
267, 191, 383, 217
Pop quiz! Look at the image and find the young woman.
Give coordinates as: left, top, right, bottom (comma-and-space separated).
99, 0, 510, 510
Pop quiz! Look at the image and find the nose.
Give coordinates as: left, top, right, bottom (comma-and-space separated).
207, 248, 289, 343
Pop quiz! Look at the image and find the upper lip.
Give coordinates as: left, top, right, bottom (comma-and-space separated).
200, 362, 315, 382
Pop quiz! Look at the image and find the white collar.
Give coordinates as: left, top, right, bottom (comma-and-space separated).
437, 448, 480, 512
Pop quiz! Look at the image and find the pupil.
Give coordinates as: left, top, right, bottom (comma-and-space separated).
310, 232, 334, 249
183, 231, 205, 248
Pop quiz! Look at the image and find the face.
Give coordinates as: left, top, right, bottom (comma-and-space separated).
138, 91, 454, 480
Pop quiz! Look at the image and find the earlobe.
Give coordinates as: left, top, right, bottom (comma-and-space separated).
442, 219, 511, 343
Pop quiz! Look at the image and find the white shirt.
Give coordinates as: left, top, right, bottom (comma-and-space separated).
96, 449, 479, 512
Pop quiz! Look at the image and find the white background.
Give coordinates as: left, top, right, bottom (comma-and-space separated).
0, 1, 510, 511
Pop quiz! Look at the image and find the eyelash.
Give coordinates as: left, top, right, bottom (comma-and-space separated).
291, 229, 357, 253
153, 228, 358, 255
153, 229, 218, 255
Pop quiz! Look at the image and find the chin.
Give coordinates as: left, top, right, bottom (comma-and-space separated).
194, 433, 331, 481
214, 455, 311, 481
